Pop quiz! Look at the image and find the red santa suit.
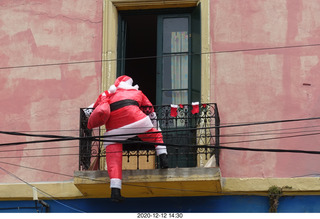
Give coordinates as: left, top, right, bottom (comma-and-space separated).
87, 91, 110, 129
89, 75, 167, 198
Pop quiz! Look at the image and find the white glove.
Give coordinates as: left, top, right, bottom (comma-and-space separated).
148, 112, 161, 130
83, 103, 94, 118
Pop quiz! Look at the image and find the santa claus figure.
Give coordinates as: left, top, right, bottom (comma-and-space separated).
88, 75, 169, 202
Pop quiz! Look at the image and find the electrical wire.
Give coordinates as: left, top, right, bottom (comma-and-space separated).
1, 115, 320, 146
0, 131, 320, 158
0, 160, 269, 197
1, 139, 320, 159
0, 130, 314, 149
0, 153, 80, 159
0, 116, 319, 160
220, 127, 320, 138
0, 160, 74, 178
0, 125, 319, 153
8, 121, 320, 135
220, 131, 320, 145
0, 132, 317, 153
1, 43, 320, 70
0, 145, 79, 153
0, 165, 86, 213
2, 123, 320, 152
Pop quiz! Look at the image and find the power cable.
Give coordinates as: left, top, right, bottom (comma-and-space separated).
221, 127, 320, 138
5, 116, 320, 136
0, 160, 74, 178
0, 165, 86, 213
3, 123, 320, 149
0, 160, 269, 197
8, 118, 320, 135
0, 128, 320, 154
1, 128, 320, 153
0, 130, 73, 139
0, 116, 320, 159
1, 126, 320, 153
0, 145, 79, 153
0, 137, 78, 147
1, 43, 320, 70
1, 115, 320, 147
220, 131, 320, 145
2, 139, 320, 159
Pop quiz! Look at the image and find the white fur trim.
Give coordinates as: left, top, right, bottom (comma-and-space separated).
148, 112, 157, 119
108, 85, 117, 93
171, 104, 178, 108
156, 146, 167, 156
118, 81, 139, 90
126, 78, 133, 86
109, 82, 139, 93
192, 102, 199, 105
148, 112, 161, 131
110, 178, 122, 189
103, 116, 154, 147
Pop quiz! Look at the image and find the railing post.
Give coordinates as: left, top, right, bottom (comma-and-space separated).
79, 109, 82, 171
214, 103, 220, 167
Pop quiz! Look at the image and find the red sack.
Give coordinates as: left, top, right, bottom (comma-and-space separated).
87, 101, 110, 129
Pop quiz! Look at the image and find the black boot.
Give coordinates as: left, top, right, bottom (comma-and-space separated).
159, 154, 169, 169
111, 188, 125, 202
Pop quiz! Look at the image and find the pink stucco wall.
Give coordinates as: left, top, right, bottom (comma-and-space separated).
0, 1, 102, 182
2, 0, 320, 184
211, 0, 320, 178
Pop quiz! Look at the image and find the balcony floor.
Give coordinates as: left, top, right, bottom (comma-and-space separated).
74, 167, 221, 198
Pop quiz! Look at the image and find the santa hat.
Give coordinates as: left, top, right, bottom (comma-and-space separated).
108, 75, 139, 93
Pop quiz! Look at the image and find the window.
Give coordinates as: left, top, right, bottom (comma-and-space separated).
116, 7, 201, 168
159, 15, 190, 105
117, 6, 201, 106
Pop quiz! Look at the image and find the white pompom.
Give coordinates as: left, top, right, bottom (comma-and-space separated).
108, 85, 117, 93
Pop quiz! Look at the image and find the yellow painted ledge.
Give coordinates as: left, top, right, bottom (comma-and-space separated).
221, 177, 320, 196
2, 174, 320, 200
0, 181, 83, 201
74, 167, 222, 198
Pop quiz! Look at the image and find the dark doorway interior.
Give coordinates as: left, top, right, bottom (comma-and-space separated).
122, 14, 157, 105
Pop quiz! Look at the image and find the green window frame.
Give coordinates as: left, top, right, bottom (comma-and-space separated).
117, 6, 201, 106
157, 14, 191, 105
117, 6, 201, 168
156, 6, 201, 106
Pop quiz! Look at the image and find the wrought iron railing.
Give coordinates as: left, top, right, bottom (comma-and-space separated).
79, 103, 220, 170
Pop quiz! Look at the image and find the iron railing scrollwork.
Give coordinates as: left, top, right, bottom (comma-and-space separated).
79, 103, 220, 170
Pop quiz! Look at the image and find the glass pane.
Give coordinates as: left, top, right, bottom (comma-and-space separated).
163, 55, 188, 90
163, 18, 189, 53
161, 16, 189, 105
162, 90, 188, 105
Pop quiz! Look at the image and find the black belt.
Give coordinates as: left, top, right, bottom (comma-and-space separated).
110, 99, 139, 112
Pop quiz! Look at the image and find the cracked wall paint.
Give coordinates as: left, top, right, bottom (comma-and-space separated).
211, 0, 320, 178
0, 0, 103, 183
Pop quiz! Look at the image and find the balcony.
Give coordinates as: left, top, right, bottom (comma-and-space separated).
74, 103, 221, 198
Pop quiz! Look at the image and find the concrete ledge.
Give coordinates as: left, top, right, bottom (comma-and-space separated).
1, 172, 320, 200
221, 177, 320, 195
74, 167, 221, 198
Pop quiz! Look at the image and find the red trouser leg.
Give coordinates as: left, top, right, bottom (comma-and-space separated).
105, 143, 123, 188
138, 128, 167, 155
138, 128, 163, 144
